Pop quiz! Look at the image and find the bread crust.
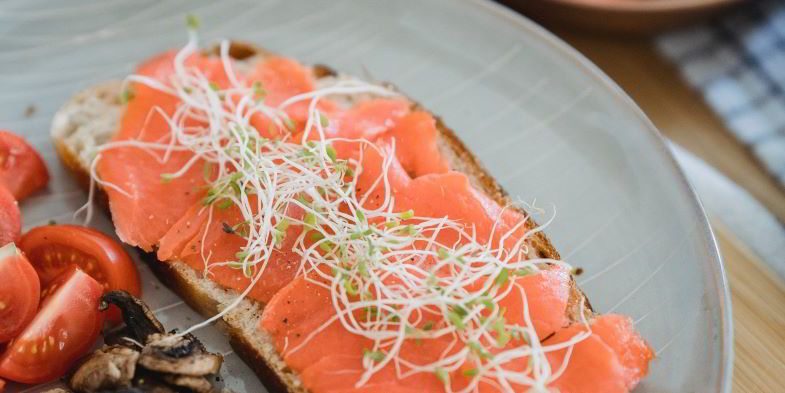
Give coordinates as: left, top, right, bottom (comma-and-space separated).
52, 40, 591, 393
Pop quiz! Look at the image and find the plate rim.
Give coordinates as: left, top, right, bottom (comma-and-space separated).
473, 0, 734, 391
3, 1, 733, 390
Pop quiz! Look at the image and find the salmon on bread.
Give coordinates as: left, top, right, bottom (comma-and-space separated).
52, 39, 653, 393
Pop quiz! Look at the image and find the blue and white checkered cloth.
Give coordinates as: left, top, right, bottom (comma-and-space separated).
657, 1, 785, 186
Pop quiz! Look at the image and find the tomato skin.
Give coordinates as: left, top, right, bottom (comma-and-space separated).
0, 243, 40, 344
0, 187, 20, 247
19, 225, 141, 296
0, 268, 103, 384
0, 131, 49, 200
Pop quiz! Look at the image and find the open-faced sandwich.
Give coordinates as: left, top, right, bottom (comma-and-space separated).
51, 25, 654, 393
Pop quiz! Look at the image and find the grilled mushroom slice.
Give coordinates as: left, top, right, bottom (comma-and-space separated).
69, 346, 140, 392
138, 334, 223, 376
100, 291, 165, 341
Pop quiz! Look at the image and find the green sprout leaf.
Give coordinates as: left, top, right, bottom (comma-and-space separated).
357, 260, 368, 277
514, 267, 533, 277
350, 229, 373, 240
496, 330, 512, 348
202, 162, 214, 180
186, 14, 200, 30
252, 81, 267, 101
325, 145, 338, 162
435, 368, 449, 384
447, 310, 465, 331
319, 241, 334, 253
363, 348, 385, 362
216, 198, 233, 209
437, 247, 450, 260
304, 212, 317, 227
344, 278, 359, 296
344, 165, 355, 178
494, 268, 510, 287
399, 209, 414, 220
283, 117, 296, 132
119, 87, 135, 104
467, 341, 493, 359
478, 296, 495, 310
275, 218, 290, 233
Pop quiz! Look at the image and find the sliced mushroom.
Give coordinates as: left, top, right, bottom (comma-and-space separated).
161, 374, 214, 393
137, 351, 222, 378
100, 291, 165, 342
146, 333, 203, 358
138, 333, 223, 377
69, 345, 140, 392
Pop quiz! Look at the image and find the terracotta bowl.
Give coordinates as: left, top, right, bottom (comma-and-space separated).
503, 0, 745, 34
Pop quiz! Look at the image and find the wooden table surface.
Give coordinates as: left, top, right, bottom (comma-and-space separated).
549, 30, 785, 392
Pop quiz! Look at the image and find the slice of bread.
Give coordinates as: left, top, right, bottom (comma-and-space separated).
51, 41, 592, 393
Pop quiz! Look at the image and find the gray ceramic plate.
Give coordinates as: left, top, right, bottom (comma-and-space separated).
1, 1, 731, 392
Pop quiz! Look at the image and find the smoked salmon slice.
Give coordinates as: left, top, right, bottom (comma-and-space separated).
381, 111, 449, 178
261, 276, 371, 372
584, 314, 654, 389
158, 199, 306, 303
333, 99, 410, 141
497, 267, 572, 338
299, 354, 444, 393
544, 314, 654, 393
98, 51, 231, 251
249, 56, 338, 136
395, 171, 527, 246
328, 98, 410, 158
249, 57, 316, 107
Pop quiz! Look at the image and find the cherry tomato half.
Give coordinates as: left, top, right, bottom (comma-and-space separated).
0, 243, 39, 344
0, 130, 49, 200
0, 268, 103, 384
19, 225, 141, 296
